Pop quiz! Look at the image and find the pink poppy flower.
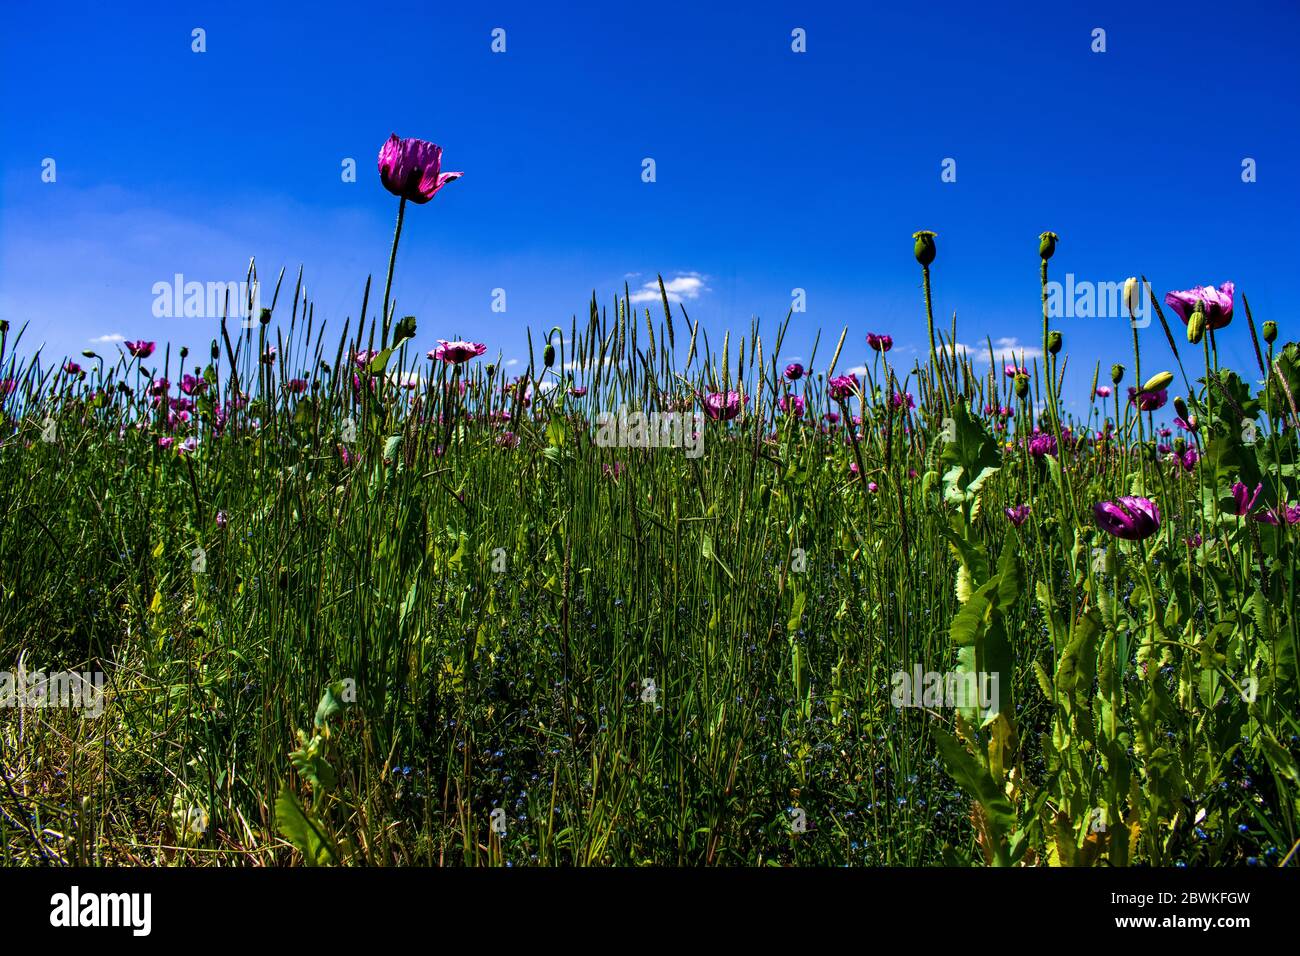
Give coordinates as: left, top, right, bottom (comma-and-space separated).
125, 340, 156, 359
828, 374, 858, 401
784, 363, 804, 381
378, 134, 463, 204
1165, 281, 1234, 330
1094, 496, 1161, 541
429, 340, 487, 364
702, 390, 745, 421
780, 394, 805, 417
866, 332, 893, 353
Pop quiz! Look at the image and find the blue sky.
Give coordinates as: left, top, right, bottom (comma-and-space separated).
3, 0, 1298, 413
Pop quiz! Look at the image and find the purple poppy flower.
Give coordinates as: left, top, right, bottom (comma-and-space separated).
702, 390, 745, 421
63, 361, 82, 375
824, 411, 840, 425
216, 511, 228, 530
1128, 386, 1167, 411
891, 391, 915, 410
1231, 481, 1263, 517
784, 363, 804, 381
1165, 281, 1234, 330
1094, 496, 1161, 541
780, 394, 805, 417
125, 340, 156, 359
1179, 447, 1199, 473
1004, 504, 1031, 527
828, 374, 858, 401
378, 134, 463, 204
867, 332, 893, 353
429, 340, 487, 364
1095, 386, 1112, 399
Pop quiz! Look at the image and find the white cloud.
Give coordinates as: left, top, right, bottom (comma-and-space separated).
845, 364, 869, 377
953, 336, 1044, 366
627, 272, 707, 304
505, 358, 520, 367
90, 333, 125, 344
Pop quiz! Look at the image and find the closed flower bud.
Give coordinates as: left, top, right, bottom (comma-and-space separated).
1141, 371, 1174, 393
259, 307, 272, 326
1187, 309, 1206, 344
912, 230, 937, 267
485, 363, 496, 377
1123, 277, 1142, 315
1048, 330, 1062, 355
1014, 372, 1030, 398
1174, 396, 1189, 421
544, 343, 556, 367
1174, 437, 1187, 455
1263, 321, 1277, 344
211, 339, 220, 360
1111, 364, 1125, 385
1039, 231, 1058, 260
180, 346, 189, 360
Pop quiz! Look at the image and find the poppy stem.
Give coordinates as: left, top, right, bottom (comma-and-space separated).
380, 196, 407, 349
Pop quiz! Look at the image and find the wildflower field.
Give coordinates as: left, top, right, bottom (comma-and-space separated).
1, 141, 1298, 869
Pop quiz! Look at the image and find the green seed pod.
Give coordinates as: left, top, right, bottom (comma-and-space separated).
485, 363, 496, 377
259, 307, 272, 325
1014, 372, 1030, 399
1111, 363, 1125, 385
1048, 330, 1062, 355
179, 346, 189, 360
1141, 371, 1174, 393
1039, 231, 1058, 260
211, 339, 220, 360
1186, 310, 1206, 344
912, 230, 937, 267
1263, 321, 1277, 344
544, 343, 556, 368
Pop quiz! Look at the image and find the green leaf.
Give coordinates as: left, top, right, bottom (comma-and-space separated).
933, 726, 1015, 832
275, 785, 336, 866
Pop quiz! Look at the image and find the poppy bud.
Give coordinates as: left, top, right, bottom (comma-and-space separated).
1014, 373, 1030, 399
180, 346, 189, 360
82, 350, 96, 358
1111, 364, 1125, 385
1123, 277, 1142, 315
1174, 437, 1187, 455
485, 364, 496, 377
544, 343, 556, 368
1039, 231, 1058, 260
211, 340, 220, 360
1174, 396, 1189, 421
259, 308, 272, 326
1263, 321, 1277, 344
1187, 309, 1206, 344
913, 230, 937, 267
1048, 330, 1062, 355
1141, 371, 1174, 393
